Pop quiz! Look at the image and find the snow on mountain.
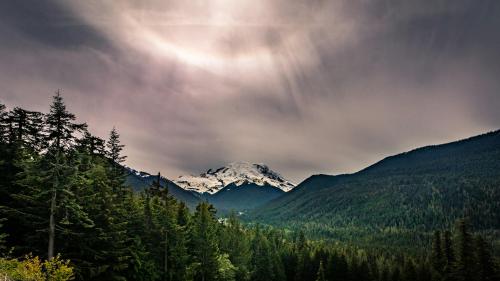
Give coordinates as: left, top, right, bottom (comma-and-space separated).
174, 162, 295, 194
123, 166, 152, 178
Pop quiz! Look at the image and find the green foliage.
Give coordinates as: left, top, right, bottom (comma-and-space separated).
1, 94, 499, 281
191, 202, 220, 281
0, 255, 74, 281
216, 254, 236, 281
0, 217, 7, 250
251, 130, 500, 251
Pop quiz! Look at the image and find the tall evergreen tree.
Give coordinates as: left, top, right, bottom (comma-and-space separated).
431, 230, 445, 277
77, 130, 105, 156
191, 202, 220, 281
106, 127, 128, 197
220, 212, 251, 281
326, 252, 349, 281
65, 151, 133, 280
0, 218, 7, 251
44, 93, 86, 259
315, 261, 326, 281
442, 230, 455, 281
45, 91, 86, 151
107, 127, 126, 165
475, 236, 497, 281
454, 219, 476, 281
7, 107, 46, 152
250, 230, 275, 281
169, 202, 191, 281
0, 103, 9, 143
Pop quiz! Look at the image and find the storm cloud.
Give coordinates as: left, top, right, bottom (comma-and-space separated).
1, 0, 499, 182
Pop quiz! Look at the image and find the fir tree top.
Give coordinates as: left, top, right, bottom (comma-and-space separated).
107, 127, 126, 164
45, 90, 87, 151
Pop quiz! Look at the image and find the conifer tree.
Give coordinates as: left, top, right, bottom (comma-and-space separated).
13, 150, 81, 259
106, 127, 128, 198
454, 219, 475, 281
191, 202, 220, 281
45, 91, 86, 151
43, 92, 87, 259
169, 202, 191, 281
294, 230, 313, 281
403, 259, 417, 281
107, 127, 126, 165
391, 267, 401, 281
0, 103, 9, 143
250, 230, 274, 281
315, 261, 326, 281
327, 252, 349, 281
77, 130, 105, 156
442, 230, 455, 281
7, 107, 46, 152
475, 236, 497, 281
220, 212, 251, 281
0, 219, 7, 251
431, 230, 445, 277
217, 254, 236, 281
85, 161, 129, 280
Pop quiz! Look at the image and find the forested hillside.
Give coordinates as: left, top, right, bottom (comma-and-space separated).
125, 169, 201, 208
251, 130, 500, 250
1, 94, 499, 281
205, 182, 284, 212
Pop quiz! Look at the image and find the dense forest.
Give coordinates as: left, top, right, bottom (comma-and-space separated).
0, 94, 499, 280
251, 130, 500, 252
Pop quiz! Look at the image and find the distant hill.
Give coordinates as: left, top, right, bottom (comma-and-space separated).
250, 130, 500, 248
204, 182, 284, 213
124, 168, 201, 209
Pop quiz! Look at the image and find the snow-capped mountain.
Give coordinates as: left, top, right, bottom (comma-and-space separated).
174, 162, 295, 194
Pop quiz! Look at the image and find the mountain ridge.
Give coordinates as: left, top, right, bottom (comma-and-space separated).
250, 129, 500, 247
173, 161, 295, 194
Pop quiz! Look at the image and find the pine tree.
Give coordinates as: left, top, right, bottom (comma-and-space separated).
431, 230, 445, 277
0, 103, 9, 143
474, 236, 497, 281
294, 231, 311, 281
77, 130, 105, 156
327, 252, 349, 281
403, 258, 417, 281
315, 261, 326, 281
62, 148, 135, 280
217, 254, 237, 281
169, 202, 191, 281
43, 92, 87, 259
191, 202, 220, 281
7, 107, 46, 152
12, 150, 84, 259
250, 230, 274, 281
391, 267, 401, 281
0, 218, 7, 251
45, 91, 86, 151
220, 212, 251, 281
106, 127, 128, 197
442, 230, 455, 281
107, 127, 126, 165
454, 219, 475, 281
124, 194, 160, 281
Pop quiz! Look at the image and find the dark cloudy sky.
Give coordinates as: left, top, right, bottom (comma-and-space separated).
1, 0, 499, 183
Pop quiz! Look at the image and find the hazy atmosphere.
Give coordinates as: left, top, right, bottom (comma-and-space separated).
1, 0, 499, 182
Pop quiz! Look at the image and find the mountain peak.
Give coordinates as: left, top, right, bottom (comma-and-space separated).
174, 162, 295, 194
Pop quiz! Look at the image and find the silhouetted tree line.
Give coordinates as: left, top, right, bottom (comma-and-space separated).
0, 94, 498, 280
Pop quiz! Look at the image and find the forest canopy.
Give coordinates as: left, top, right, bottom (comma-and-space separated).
0, 94, 498, 281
